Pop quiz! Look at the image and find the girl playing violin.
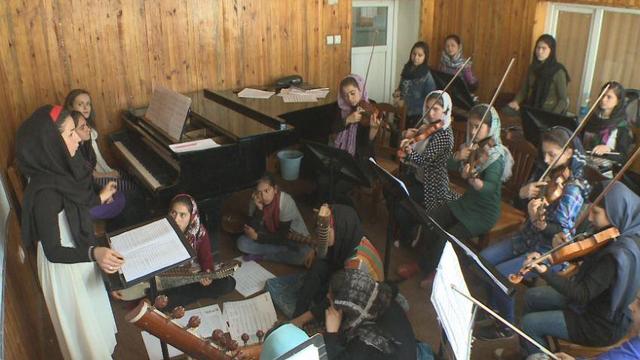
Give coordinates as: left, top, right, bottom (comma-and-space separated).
393, 91, 457, 248
397, 104, 513, 287
320, 74, 382, 206
478, 126, 590, 339
521, 181, 640, 357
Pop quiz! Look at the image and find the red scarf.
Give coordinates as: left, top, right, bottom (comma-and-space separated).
262, 190, 281, 233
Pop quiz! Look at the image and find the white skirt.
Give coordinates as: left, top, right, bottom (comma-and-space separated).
37, 211, 117, 360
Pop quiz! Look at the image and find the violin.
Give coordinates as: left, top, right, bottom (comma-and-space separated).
396, 120, 444, 160
465, 135, 495, 178
534, 165, 571, 223
508, 227, 620, 284
356, 99, 378, 127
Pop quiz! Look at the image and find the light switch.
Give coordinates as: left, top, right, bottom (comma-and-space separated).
334, 35, 342, 44
326, 35, 334, 45
328, 0, 338, 4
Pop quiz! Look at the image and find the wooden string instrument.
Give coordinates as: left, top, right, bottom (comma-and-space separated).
286, 203, 331, 258
509, 144, 640, 283
396, 57, 471, 160
117, 260, 240, 301
126, 296, 263, 360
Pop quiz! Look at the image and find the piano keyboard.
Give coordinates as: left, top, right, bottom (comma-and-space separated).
113, 141, 162, 190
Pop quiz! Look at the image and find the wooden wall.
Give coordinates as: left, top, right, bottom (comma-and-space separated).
420, 0, 640, 103
0, 0, 352, 172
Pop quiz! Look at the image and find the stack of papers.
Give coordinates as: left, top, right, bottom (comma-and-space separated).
142, 293, 278, 359
237, 88, 276, 99
278, 86, 330, 103
232, 257, 276, 297
169, 138, 220, 153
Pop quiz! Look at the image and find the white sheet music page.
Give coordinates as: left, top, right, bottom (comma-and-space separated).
281, 93, 319, 103
110, 218, 191, 283
224, 292, 278, 345
237, 88, 276, 99
431, 243, 474, 360
232, 257, 275, 297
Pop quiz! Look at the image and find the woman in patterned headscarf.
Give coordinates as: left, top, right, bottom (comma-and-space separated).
162, 194, 235, 308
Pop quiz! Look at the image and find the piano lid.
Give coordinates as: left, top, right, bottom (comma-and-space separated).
186, 90, 281, 141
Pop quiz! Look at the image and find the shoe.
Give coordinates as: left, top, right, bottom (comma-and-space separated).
474, 324, 515, 341
474, 310, 495, 328
419, 272, 436, 289
242, 254, 264, 262
397, 262, 420, 279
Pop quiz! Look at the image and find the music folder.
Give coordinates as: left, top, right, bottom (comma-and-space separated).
101, 215, 195, 291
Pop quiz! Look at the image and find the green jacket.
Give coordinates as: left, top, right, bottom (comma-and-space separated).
447, 156, 505, 236
515, 67, 569, 114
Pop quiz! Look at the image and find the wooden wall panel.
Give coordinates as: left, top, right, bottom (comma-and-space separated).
420, 0, 640, 104
555, 11, 592, 113
0, 0, 352, 172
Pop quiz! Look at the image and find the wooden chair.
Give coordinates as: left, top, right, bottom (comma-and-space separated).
352, 102, 406, 221
502, 136, 537, 203
547, 334, 632, 358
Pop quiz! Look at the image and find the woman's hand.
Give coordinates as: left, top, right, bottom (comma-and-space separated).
94, 247, 124, 274
243, 225, 258, 241
461, 163, 472, 179
346, 109, 363, 125
468, 177, 483, 191
325, 304, 343, 333
524, 252, 548, 274
200, 269, 213, 286
555, 353, 575, 360
252, 191, 263, 211
507, 100, 520, 111
111, 290, 125, 301
591, 144, 611, 156
99, 181, 117, 204
552, 232, 569, 249
527, 198, 544, 220
400, 139, 414, 155
519, 181, 547, 199
403, 128, 418, 139
455, 144, 472, 161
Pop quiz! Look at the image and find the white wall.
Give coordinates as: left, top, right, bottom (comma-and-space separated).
392, 0, 421, 93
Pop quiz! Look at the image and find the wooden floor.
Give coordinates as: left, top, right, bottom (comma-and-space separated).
110, 177, 525, 360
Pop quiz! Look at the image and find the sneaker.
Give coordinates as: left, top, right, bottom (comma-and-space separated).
474, 324, 515, 341
242, 254, 264, 262
397, 262, 420, 279
419, 272, 436, 289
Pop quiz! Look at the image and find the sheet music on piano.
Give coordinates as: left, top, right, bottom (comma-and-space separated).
144, 86, 192, 143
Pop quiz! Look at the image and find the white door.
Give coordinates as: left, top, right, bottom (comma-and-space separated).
351, 1, 395, 103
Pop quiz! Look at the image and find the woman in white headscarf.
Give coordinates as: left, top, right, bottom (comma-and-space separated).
394, 91, 458, 251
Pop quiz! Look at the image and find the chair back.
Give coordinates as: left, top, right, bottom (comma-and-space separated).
625, 89, 640, 128
502, 136, 537, 202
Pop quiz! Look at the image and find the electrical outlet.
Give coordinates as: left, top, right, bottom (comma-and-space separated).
334, 35, 342, 44
328, 0, 338, 4
326, 35, 334, 45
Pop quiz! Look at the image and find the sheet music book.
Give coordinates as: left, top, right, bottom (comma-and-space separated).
144, 86, 191, 143
281, 93, 319, 103
237, 87, 276, 99
168, 138, 220, 153
428, 216, 510, 295
224, 292, 278, 345
232, 257, 276, 297
368, 157, 410, 197
108, 217, 193, 285
431, 242, 474, 360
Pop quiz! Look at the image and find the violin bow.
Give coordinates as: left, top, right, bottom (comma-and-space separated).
362, 30, 379, 92
523, 144, 640, 270
468, 57, 516, 145
415, 57, 472, 126
451, 285, 559, 359
536, 84, 611, 182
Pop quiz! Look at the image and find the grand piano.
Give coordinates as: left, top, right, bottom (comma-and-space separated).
109, 88, 294, 204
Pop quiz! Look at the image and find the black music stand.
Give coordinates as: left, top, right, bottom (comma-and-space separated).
303, 140, 371, 202
431, 69, 477, 111
521, 105, 578, 147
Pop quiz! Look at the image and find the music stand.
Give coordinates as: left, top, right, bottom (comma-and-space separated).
303, 140, 371, 202
431, 69, 477, 111
521, 105, 578, 147
274, 333, 327, 360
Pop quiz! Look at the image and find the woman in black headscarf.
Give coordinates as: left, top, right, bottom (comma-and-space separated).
291, 204, 384, 327
16, 105, 123, 359
324, 269, 417, 360
508, 34, 570, 114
